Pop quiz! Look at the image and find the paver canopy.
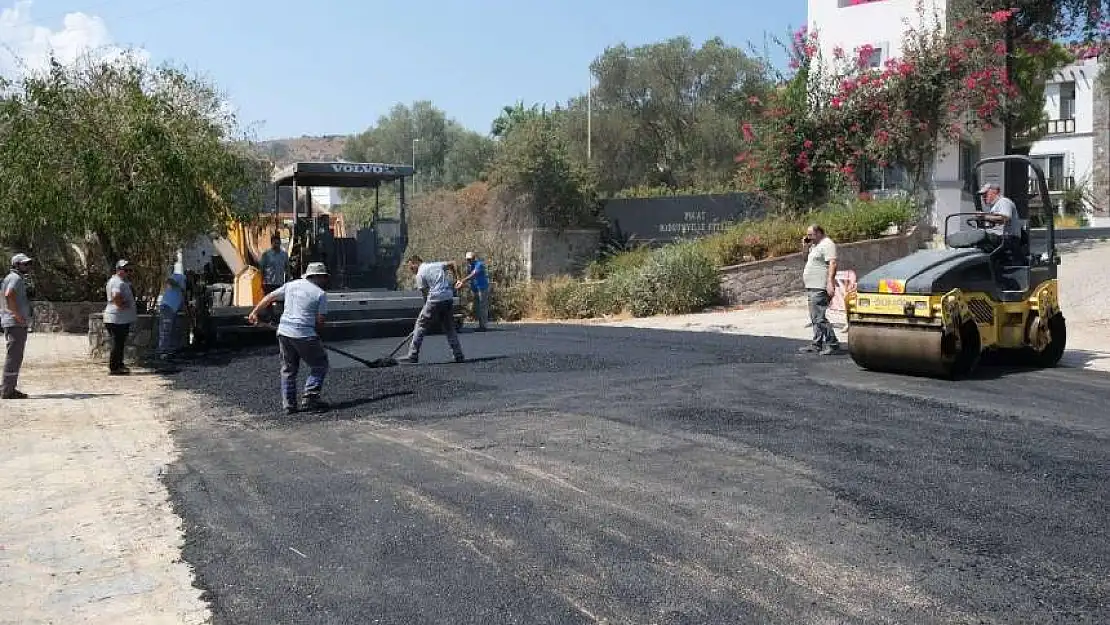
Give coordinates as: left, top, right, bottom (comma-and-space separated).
272, 162, 415, 188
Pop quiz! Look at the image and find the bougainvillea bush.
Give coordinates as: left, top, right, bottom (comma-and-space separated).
735, 1, 1068, 218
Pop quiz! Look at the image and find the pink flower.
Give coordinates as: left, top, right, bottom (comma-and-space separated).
741, 123, 756, 141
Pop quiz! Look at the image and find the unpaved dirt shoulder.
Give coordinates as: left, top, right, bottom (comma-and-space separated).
0, 335, 210, 625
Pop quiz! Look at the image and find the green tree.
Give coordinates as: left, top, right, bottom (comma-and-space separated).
486, 116, 599, 230
967, 0, 1110, 42
587, 36, 771, 193
0, 52, 266, 299
343, 101, 496, 194
491, 101, 550, 138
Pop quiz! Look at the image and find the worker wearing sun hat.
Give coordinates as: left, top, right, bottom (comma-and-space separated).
2, 253, 34, 399
248, 261, 331, 414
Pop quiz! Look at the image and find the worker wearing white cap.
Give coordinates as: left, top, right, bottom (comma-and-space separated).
103, 259, 138, 375
977, 182, 1025, 266
456, 251, 490, 331
1, 253, 34, 399
248, 261, 331, 414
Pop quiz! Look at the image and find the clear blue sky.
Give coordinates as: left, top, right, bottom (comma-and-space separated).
24, 0, 805, 140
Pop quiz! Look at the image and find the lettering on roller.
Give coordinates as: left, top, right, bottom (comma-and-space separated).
878, 279, 905, 294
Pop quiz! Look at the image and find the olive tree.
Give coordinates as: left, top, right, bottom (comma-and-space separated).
0, 51, 268, 301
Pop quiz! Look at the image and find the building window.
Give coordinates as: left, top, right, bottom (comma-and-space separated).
862, 46, 883, 68
1029, 154, 1067, 192
861, 161, 906, 194
959, 140, 981, 194
1059, 81, 1076, 120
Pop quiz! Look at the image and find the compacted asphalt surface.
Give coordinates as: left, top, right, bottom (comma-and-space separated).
163, 322, 1110, 625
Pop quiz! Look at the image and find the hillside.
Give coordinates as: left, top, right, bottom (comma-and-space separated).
253, 135, 349, 167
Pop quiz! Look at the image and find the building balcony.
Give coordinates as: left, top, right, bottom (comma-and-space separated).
1028, 175, 1075, 197
1043, 118, 1076, 135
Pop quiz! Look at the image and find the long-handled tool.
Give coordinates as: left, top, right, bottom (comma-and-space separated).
323, 332, 411, 368
254, 320, 411, 369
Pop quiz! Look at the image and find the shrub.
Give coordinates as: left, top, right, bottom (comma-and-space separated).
699, 197, 914, 267
490, 282, 533, 321
585, 247, 651, 280
622, 242, 720, 317
817, 196, 917, 241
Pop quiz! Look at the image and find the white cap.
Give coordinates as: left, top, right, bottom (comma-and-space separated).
11, 253, 32, 266
978, 182, 1000, 194
116, 259, 132, 270
303, 262, 329, 277
465, 251, 475, 260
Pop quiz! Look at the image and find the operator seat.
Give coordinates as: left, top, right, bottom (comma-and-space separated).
998, 228, 1032, 300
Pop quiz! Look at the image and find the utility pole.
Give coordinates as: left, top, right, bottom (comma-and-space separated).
412, 138, 420, 196
587, 69, 592, 162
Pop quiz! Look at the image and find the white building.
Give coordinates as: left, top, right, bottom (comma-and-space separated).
807, 0, 1008, 237
1023, 56, 1106, 217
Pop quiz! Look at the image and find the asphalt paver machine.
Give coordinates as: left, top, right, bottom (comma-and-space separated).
190, 161, 463, 342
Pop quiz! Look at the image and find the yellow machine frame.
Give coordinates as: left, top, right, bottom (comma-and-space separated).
845, 279, 1061, 353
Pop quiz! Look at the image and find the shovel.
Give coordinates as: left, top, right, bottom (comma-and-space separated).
323, 333, 411, 368
253, 319, 411, 369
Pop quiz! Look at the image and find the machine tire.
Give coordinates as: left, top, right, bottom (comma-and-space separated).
945, 320, 982, 380
1027, 313, 1066, 368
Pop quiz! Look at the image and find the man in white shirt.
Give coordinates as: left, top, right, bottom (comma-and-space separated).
977, 182, 1025, 266
248, 261, 331, 414
2, 253, 33, 399
799, 225, 841, 355
103, 260, 138, 375
398, 255, 465, 364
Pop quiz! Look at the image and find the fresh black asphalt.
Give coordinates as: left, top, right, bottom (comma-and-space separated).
162, 322, 1110, 624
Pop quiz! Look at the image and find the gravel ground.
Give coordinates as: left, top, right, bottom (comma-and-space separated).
0, 335, 210, 625
164, 320, 1110, 624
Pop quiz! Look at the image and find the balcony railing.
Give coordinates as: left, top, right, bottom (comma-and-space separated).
1044, 118, 1076, 135
1027, 175, 1075, 196
1015, 118, 1077, 142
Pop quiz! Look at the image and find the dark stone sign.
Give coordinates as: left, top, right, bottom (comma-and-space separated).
601, 193, 766, 246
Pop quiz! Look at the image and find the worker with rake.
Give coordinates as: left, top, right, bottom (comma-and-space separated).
398, 255, 465, 365
248, 261, 331, 415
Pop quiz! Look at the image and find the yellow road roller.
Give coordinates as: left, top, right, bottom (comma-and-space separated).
844, 154, 1066, 379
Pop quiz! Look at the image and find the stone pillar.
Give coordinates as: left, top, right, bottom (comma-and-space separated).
1092, 72, 1110, 214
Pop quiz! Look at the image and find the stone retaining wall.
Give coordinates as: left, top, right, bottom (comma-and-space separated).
87, 312, 183, 366
521, 228, 601, 280
30, 301, 106, 333
718, 227, 928, 305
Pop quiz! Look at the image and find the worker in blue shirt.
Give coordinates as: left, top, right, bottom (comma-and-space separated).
455, 251, 489, 331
